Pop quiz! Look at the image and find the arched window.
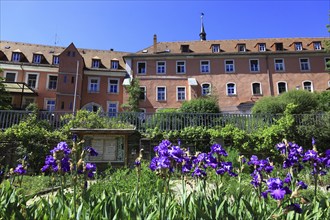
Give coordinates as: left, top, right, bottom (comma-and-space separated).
277, 82, 287, 94
252, 82, 262, 95
226, 83, 236, 96
82, 102, 103, 112
201, 83, 211, 96
303, 81, 313, 92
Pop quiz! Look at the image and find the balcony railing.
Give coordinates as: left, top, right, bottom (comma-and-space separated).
0, 110, 327, 133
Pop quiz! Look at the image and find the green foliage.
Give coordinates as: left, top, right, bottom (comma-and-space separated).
60, 110, 134, 136
0, 74, 12, 110
179, 96, 220, 113
315, 90, 330, 112
252, 90, 319, 114
122, 78, 141, 112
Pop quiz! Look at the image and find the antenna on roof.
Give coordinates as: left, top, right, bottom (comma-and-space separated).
200, 12, 206, 41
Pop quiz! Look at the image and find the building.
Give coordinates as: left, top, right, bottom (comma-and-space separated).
0, 41, 128, 113
1, 25, 329, 113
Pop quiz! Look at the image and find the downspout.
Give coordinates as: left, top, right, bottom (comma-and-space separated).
266, 54, 274, 96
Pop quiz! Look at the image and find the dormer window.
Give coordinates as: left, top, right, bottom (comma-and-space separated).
33, 54, 42, 63
294, 42, 303, 51
92, 59, 100, 68
258, 43, 266, 52
53, 55, 59, 65
275, 43, 283, 51
12, 52, 21, 62
111, 60, 119, 69
313, 41, 322, 50
237, 44, 246, 52
180, 45, 190, 53
211, 44, 220, 53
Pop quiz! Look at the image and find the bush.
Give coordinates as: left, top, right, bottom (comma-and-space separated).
179, 97, 220, 113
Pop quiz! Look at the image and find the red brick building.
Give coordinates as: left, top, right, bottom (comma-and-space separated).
1, 34, 329, 113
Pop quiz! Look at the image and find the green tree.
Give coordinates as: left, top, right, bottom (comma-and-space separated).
122, 78, 141, 112
315, 90, 330, 112
179, 96, 220, 113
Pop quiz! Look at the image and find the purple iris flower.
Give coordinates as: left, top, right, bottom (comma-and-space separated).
248, 155, 259, 166
182, 157, 193, 173
192, 167, 207, 178
50, 142, 71, 155
297, 180, 308, 189
312, 137, 316, 146
263, 178, 291, 200
284, 173, 292, 184
154, 140, 171, 157
205, 153, 218, 169
84, 146, 98, 156
14, 164, 26, 175
276, 142, 286, 155
303, 150, 318, 162
193, 153, 207, 164
149, 156, 170, 171
286, 203, 303, 214
168, 145, 184, 163
250, 170, 261, 188
210, 143, 228, 156
86, 163, 97, 178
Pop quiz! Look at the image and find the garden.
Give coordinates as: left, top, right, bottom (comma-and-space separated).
0, 90, 330, 219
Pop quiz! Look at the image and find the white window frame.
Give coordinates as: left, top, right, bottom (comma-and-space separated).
53, 55, 59, 65
156, 61, 166, 74
108, 78, 119, 94
137, 61, 147, 74
251, 82, 262, 95
249, 59, 260, 72
111, 60, 119, 69
238, 44, 246, 52
139, 86, 146, 101
314, 42, 322, 50
225, 60, 235, 73
226, 83, 236, 96
200, 60, 210, 73
156, 86, 166, 101
12, 52, 20, 62
295, 42, 303, 51
92, 59, 100, 68
259, 43, 266, 52
212, 44, 220, 53
4, 71, 17, 82
201, 83, 211, 96
44, 98, 56, 111
277, 81, 288, 94
25, 72, 40, 89
274, 58, 285, 72
46, 74, 58, 90
299, 58, 310, 71
33, 54, 42, 63
107, 101, 118, 117
324, 58, 330, 70
176, 86, 186, 101
88, 77, 100, 93
176, 61, 186, 74
302, 81, 313, 92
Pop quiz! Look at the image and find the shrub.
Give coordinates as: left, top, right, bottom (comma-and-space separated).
179, 97, 220, 113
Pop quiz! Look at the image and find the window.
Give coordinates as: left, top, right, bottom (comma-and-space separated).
12, 52, 20, 62
139, 86, 146, 100
176, 61, 186, 74
180, 45, 190, 53
177, 87, 186, 101
252, 83, 262, 95
111, 60, 119, 69
45, 99, 56, 111
277, 82, 287, 94
202, 83, 211, 96
61, 102, 64, 110
137, 62, 146, 74
108, 79, 119, 94
67, 51, 76, 57
226, 83, 236, 96
53, 56, 59, 65
157, 61, 166, 74
299, 58, 310, 71
325, 58, 330, 70
5, 72, 16, 82
92, 59, 100, 68
274, 59, 285, 71
275, 43, 283, 51
48, 75, 57, 90
200, 60, 210, 73
258, 43, 266, 52
294, 42, 303, 51
107, 102, 118, 117
88, 77, 100, 93
71, 76, 75, 84
212, 44, 220, 53
26, 73, 38, 88
33, 54, 42, 63
250, 60, 260, 72
157, 87, 166, 101
303, 81, 313, 92
237, 44, 246, 52
23, 98, 35, 108
313, 42, 322, 50
225, 60, 235, 73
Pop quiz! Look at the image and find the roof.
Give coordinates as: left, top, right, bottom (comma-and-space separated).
3, 82, 38, 96
131, 37, 328, 55
0, 41, 130, 70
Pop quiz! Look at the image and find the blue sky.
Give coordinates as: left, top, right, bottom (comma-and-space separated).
1, 0, 329, 52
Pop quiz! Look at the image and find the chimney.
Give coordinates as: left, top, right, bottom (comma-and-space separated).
153, 34, 157, 54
